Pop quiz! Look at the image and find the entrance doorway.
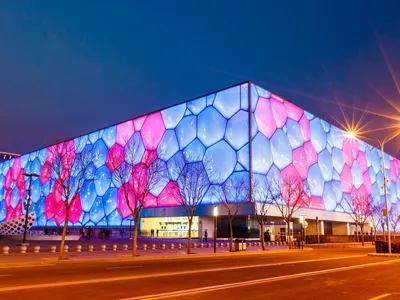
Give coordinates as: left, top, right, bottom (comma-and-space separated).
140, 217, 199, 238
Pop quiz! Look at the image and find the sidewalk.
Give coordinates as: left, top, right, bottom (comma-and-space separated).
306, 242, 375, 248
0, 237, 296, 267
0, 245, 293, 268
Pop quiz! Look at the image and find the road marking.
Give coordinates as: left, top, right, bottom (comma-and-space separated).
119, 259, 400, 300
0, 274, 12, 277
106, 266, 143, 270
0, 263, 56, 269
0, 254, 368, 292
199, 260, 223, 264
368, 294, 392, 300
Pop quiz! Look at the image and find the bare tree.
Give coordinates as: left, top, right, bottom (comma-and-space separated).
341, 194, 372, 246
251, 179, 271, 251
389, 205, 400, 242
110, 136, 167, 256
371, 201, 385, 241
171, 153, 212, 254
269, 176, 311, 249
49, 140, 94, 260
214, 177, 248, 252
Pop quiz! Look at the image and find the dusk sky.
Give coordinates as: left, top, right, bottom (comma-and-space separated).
1, 1, 400, 156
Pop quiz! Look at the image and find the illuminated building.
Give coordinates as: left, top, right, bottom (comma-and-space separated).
0, 81, 398, 240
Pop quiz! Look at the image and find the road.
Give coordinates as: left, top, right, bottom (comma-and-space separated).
0, 248, 398, 300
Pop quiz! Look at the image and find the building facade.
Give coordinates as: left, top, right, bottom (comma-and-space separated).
0, 81, 399, 240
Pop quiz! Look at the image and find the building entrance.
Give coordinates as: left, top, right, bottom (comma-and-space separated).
140, 217, 199, 238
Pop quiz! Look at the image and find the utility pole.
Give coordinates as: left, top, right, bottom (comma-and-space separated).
22, 173, 39, 245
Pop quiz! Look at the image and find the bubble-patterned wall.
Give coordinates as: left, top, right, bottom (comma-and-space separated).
0, 82, 399, 227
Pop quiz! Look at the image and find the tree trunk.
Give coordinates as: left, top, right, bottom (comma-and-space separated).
132, 213, 139, 257
58, 207, 69, 260
287, 221, 292, 249
393, 230, 396, 242
187, 217, 192, 254
355, 223, 359, 242
361, 228, 365, 246
229, 216, 234, 252
374, 226, 377, 243
260, 222, 265, 251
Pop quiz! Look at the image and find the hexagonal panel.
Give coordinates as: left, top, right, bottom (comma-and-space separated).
252, 133, 272, 174
90, 196, 105, 224
116, 121, 134, 146
148, 160, 169, 197
69, 196, 82, 224
94, 166, 111, 197
225, 110, 249, 150
124, 132, 145, 165
318, 149, 333, 181
284, 101, 303, 121
92, 139, 108, 168
323, 181, 341, 211
141, 112, 166, 150
363, 172, 372, 194
183, 139, 206, 163
175, 115, 197, 149
157, 181, 181, 207
342, 138, 358, 166
133, 116, 146, 131
188, 97, 206, 115
106, 144, 125, 172
102, 126, 117, 148
167, 151, 185, 180
204, 140, 236, 184
197, 107, 227, 147
332, 147, 344, 174
270, 97, 287, 128
80, 180, 97, 212
254, 97, 276, 139
310, 119, 327, 153
237, 144, 249, 171
351, 160, 363, 189
202, 185, 222, 205
89, 131, 100, 144
307, 164, 324, 197
340, 164, 353, 193
161, 103, 186, 129
157, 130, 180, 161
299, 115, 310, 142
107, 209, 122, 226
286, 119, 303, 149
117, 184, 134, 218
292, 146, 308, 180
213, 85, 241, 118
270, 129, 292, 170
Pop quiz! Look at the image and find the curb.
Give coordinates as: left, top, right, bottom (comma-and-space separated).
0, 248, 309, 268
367, 253, 400, 258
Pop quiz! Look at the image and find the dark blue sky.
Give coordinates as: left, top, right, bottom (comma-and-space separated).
1, 0, 400, 155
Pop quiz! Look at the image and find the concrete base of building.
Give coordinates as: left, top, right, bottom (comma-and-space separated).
2, 235, 82, 241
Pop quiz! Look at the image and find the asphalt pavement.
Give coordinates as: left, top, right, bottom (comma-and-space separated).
0, 247, 398, 300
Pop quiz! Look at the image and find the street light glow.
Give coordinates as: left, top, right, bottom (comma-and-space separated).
213, 206, 218, 217
345, 130, 356, 139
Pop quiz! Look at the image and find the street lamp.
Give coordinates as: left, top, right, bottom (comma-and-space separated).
370, 220, 375, 245
22, 173, 40, 245
346, 131, 393, 253
213, 206, 218, 254
299, 214, 307, 249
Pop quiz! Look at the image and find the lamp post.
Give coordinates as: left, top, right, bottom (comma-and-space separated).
213, 206, 218, 253
346, 131, 393, 254
22, 173, 40, 245
370, 220, 375, 245
300, 214, 307, 249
